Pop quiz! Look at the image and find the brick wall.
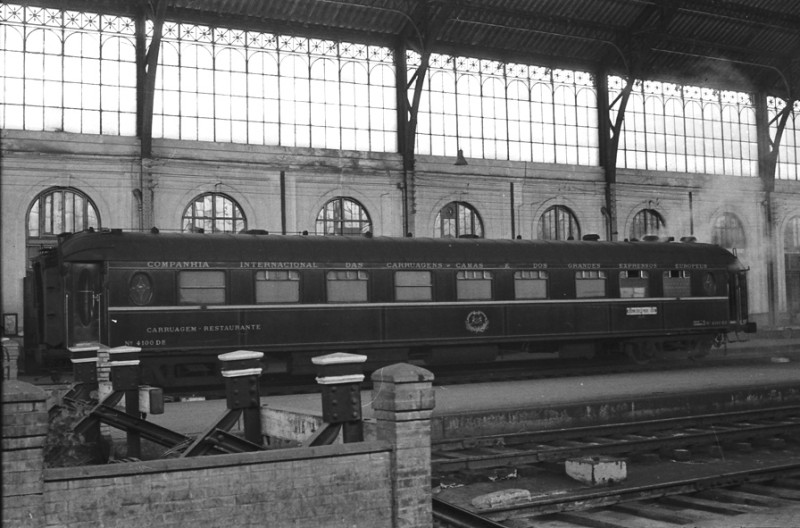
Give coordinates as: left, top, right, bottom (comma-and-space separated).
44, 443, 393, 528
2, 381, 48, 528
2, 362, 436, 528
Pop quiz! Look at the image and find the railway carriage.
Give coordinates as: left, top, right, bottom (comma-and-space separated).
26, 229, 756, 390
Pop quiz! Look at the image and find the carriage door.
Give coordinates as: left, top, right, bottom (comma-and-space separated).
67, 263, 102, 346
728, 271, 748, 326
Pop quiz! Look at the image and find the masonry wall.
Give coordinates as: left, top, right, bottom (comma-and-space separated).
43, 444, 393, 528
5, 129, 799, 333
2, 381, 49, 528
4, 364, 436, 528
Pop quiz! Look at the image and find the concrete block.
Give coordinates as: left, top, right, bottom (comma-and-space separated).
566, 456, 626, 486
672, 448, 692, 461
262, 407, 324, 443
471, 488, 531, 510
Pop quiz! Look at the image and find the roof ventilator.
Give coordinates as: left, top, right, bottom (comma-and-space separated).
642, 235, 674, 242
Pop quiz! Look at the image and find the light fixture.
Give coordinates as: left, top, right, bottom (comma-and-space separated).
454, 148, 468, 166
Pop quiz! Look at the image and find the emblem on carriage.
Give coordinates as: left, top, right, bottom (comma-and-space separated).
129, 273, 153, 306
465, 310, 489, 334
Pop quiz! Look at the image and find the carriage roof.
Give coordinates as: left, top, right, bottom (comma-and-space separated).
50, 230, 744, 270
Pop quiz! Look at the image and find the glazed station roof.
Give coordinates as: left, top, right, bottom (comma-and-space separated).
39, 0, 800, 97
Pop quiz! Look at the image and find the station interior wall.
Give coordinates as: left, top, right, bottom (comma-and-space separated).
2, 129, 800, 333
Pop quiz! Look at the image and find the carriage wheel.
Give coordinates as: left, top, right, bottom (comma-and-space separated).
625, 342, 655, 365
689, 339, 712, 360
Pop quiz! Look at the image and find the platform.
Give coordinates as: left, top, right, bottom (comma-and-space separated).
137, 342, 800, 442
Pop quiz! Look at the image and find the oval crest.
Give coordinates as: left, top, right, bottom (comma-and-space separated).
129, 272, 153, 306
465, 310, 489, 334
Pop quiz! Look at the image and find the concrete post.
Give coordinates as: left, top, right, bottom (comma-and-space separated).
371, 363, 435, 528
69, 344, 101, 444
96, 345, 113, 401
219, 350, 264, 445
93, 345, 114, 440
2, 381, 47, 528
108, 346, 142, 458
69, 344, 99, 386
313, 352, 367, 443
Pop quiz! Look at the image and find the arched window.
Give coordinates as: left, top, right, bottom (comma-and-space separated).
316, 197, 372, 235
182, 193, 246, 233
27, 187, 100, 264
630, 209, 666, 240
434, 201, 484, 238
539, 205, 580, 240
711, 213, 746, 249
785, 216, 800, 251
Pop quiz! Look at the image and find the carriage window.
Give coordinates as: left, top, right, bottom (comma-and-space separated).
255, 270, 300, 303
178, 270, 226, 304
620, 270, 649, 298
394, 271, 432, 301
663, 270, 691, 297
575, 270, 607, 298
457, 270, 493, 300
327, 270, 368, 302
77, 268, 97, 325
514, 270, 548, 299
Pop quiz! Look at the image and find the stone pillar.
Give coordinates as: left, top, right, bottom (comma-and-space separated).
3, 337, 20, 380
371, 363, 435, 528
2, 381, 47, 528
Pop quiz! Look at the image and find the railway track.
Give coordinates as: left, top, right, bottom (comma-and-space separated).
434, 466, 800, 527
431, 405, 800, 472
432, 405, 800, 527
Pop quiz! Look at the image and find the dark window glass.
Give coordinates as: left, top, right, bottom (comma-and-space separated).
182, 193, 246, 233
316, 197, 371, 236
434, 201, 483, 238
711, 213, 746, 249
394, 271, 432, 301
539, 205, 580, 240
575, 270, 606, 298
630, 209, 665, 240
178, 270, 225, 304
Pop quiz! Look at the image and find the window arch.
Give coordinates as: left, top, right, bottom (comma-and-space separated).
315, 197, 372, 235
630, 209, 666, 240
182, 193, 246, 233
785, 216, 800, 251
26, 187, 100, 264
539, 205, 580, 240
434, 201, 484, 238
711, 212, 746, 249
